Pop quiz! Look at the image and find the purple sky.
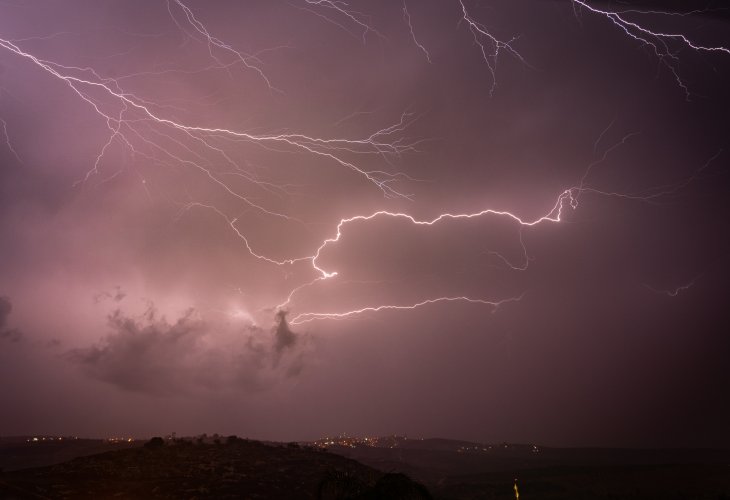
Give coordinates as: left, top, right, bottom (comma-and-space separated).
1, 0, 729, 447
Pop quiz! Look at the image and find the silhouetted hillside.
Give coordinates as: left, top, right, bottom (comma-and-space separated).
0, 438, 432, 499
3, 436, 729, 499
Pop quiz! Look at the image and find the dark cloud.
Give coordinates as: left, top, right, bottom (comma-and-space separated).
0, 296, 11, 329
93, 286, 127, 304
46, 338, 62, 349
67, 305, 307, 395
273, 310, 297, 354
0, 328, 21, 342
0, 295, 22, 342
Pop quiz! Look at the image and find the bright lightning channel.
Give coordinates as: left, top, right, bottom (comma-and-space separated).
276, 134, 716, 324
289, 295, 525, 325
2, 2, 721, 329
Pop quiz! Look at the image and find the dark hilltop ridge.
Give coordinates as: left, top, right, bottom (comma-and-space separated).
0, 436, 432, 499
1, 435, 730, 499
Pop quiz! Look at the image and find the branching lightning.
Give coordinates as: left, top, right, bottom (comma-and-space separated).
402, 0, 431, 64
184, 186, 576, 321
273, 188, 578, 323
577, 149, 724, 204
298, 0, 386, 44
167, 0, 277, 92
458, 0, 528, 96
0, 24, 420, 212
0, 117, 21, 164
571, 1, 730, 98
275, 131, 719, 323
1, 0, 724, 331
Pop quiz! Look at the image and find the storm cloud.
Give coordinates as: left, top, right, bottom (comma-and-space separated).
0, 296, 21, 343
68, 305, 307, 395
0, 0, 728, 446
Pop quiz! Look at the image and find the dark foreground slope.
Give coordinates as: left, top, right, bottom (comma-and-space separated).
0, 439, 432, 499
326, 439, 730, 500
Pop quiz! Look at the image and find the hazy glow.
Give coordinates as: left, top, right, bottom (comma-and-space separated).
0, 0, 728, 447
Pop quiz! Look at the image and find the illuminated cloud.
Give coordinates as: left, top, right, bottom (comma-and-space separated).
67, 305, 307, 395
0, 0, 728, 445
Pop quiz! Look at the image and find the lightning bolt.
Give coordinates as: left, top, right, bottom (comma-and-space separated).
278, 188, 576, 323
0, 117, 21, 164
276, 131, 716, 324
577, 149, 724, 204
483, 227, 530, 272
643, 274, 702, 297
571, 1, 730, 99
289, 294, 524, 325
309, 188, 575, 279
1, 1, 723, 332
167, 0, 278, 92
0, 30, 420, 213
402, 0, 432, 64
458, 0, 529, 96
298, 0, 387, 44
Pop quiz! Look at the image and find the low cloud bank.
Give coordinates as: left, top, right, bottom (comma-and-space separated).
67, 304, 308, 395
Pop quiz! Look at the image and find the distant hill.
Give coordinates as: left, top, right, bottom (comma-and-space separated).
319, 438, 730, 500
0, 438, 432, 499
0, 437, 141, 472
3, 436, 729, 499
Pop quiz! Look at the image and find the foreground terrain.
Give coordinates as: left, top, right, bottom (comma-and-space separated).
0, 438, 431, 499
1, 436, 729, 499
322, 438, 730, 499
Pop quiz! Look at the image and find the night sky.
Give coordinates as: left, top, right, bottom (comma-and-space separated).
1, 0, 729, 448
